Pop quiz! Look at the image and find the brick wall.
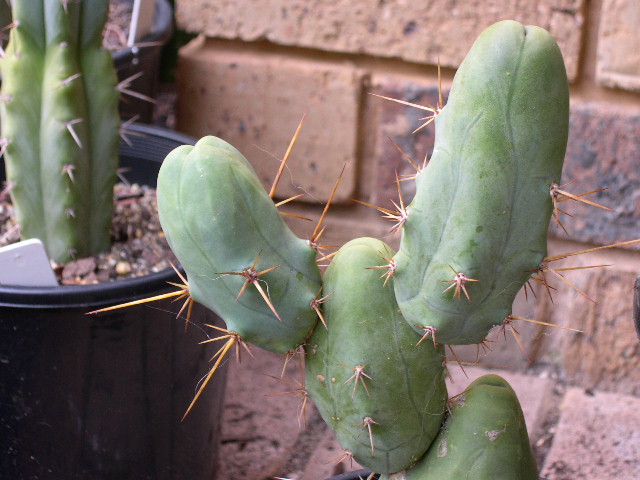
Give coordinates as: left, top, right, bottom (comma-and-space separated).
174, 0, 640, 394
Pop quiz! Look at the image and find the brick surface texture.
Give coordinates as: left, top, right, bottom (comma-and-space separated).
177, 38, 364, 203
559, 102, 640, 247
596, 0, 640, 92
176, 0, 584, 80
541, 388, 640, 480
535, 255, 640, 396
215, 347, 312, 480
366, 79, 440, 208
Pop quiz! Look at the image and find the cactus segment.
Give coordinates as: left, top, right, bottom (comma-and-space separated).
305, 237, 448, 474
0, 0, 120, 263
393, 20, 570, 344
380, 374, 537, 480
156, 137, 322, 354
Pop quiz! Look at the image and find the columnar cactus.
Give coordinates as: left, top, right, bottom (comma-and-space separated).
155, 20, 569, 478
392, 21, 569, 345
0, 0, 120, 263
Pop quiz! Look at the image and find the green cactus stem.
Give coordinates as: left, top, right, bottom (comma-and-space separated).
156, 136, 322, 354
305, 237, 448, 474
0, 0, 120, 263
393, 20, 570, 345
380, 374, 538, 480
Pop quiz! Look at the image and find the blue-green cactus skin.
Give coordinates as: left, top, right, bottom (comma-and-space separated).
379, 375, 538, 480
0, 0, 120, 263
305, 237, 448, 474
152, 20, 564, 477
157, 136, 322, 354
393, 20, 569, 344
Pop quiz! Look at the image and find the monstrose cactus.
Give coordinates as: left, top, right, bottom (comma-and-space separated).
393, 22, 569, 345
1, 0, 120, 263
155, 20, 568, 478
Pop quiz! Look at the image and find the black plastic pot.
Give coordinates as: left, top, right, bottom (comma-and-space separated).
114, 0, 174, 123
0, 124, 227, 480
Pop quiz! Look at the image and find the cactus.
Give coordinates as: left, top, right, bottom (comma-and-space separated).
379, 375, 538, 480
393, 20, 569, 345
148, 19, 574, 477
305, 237, 447, 474
157, 136, 322, 353
0, 0, 120, 263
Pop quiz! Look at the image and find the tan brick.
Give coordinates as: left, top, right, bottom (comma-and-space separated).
534, 244, 640, 396
557, 102, 640, 248
596, 0, 640, 92
176, 0, 585, 80
176, 38, 365, 203
541, 388, 640, 479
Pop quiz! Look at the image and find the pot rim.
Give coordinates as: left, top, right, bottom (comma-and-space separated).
0, 123, 195, 309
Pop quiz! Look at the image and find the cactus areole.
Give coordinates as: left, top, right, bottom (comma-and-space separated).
0, 0, 120, 263
393, 20, 569, 345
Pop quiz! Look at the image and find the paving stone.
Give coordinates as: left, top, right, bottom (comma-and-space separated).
596, 0, 640, 92
541, 388, 640, 480
176, 0, 584, 80
177, 37, 365, 204
298, 428, 365, 480
215, 347, 312, 480
446, 366, 556, 443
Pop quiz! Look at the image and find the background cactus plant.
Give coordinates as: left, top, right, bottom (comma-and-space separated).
154, 19, 570, 478
0, 0, 120, 263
